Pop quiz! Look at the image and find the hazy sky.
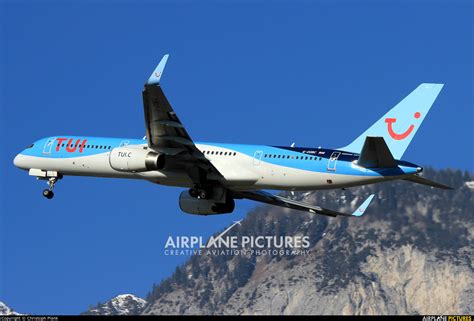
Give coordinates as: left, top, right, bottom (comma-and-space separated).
1, 0, 472, 314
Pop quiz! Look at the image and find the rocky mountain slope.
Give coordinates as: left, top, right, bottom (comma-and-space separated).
82, 294, 146, 315
83, 168, 473, 315
0, 301, 21, 315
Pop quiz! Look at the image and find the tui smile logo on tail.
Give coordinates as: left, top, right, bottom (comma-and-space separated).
385, 112, 421, 140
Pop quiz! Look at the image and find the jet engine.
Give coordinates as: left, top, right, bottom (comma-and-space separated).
109, 146, 165, 172
179, 191, 235, 215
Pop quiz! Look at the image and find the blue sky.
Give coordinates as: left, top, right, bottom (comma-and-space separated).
1, 0, 472, 315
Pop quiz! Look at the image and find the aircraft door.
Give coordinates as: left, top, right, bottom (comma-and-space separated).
253, 150, 263, 165
327, 152, 340, 171
42, 137, 56, 155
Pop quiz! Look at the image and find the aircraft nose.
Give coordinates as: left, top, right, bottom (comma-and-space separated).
13, 153, 25, 168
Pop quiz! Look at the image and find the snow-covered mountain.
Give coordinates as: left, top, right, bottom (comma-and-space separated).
82, 294, 146, 315
142, 168, 473, 315
0, 301, 21, 315
84, 168, 473, 315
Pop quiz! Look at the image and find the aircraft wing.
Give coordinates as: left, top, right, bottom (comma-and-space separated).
143, 54, 195, 153
142, 55, 224, 182
234, 190, 375, 217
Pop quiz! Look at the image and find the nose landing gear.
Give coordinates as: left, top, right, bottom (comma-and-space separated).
42, 177, 59, 199
27, 169, 62, 200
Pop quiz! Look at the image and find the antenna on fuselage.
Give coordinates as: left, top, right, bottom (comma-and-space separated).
290, 142, 295, 148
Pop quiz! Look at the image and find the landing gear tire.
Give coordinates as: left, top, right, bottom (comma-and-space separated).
189, 183, 213, 200
198, 190, 208, 199
43, 189, 54, 199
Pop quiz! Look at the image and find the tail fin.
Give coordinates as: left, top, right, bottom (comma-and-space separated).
340, 83, 444, 159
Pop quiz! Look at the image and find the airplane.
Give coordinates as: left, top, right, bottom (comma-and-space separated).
13, 55, 452, 218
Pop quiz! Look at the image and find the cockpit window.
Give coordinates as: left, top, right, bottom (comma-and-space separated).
27, 144, 34, 149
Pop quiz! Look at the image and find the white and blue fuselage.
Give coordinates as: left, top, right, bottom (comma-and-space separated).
14, 136, 420, 191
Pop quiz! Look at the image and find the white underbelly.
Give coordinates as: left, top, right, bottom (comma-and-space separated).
16, 151, 380, 191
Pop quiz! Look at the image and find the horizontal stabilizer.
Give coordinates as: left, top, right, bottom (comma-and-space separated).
403, 175, 453, 190
357, 136, 397, 168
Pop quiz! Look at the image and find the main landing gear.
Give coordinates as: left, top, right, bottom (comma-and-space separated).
188, 184, 213, 200
42, 177, 59, 199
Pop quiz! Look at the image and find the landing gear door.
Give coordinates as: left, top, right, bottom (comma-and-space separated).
327, 152, 340, 171
253, 150, 263, 166
42, 137, 56, 155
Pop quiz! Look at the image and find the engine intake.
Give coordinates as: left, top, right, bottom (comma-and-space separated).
179, 191, 235, 215
109, 146, 165, 172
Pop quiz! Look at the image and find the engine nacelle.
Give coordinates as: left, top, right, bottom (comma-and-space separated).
109, 146, 165, 172
179, 191, 235, 215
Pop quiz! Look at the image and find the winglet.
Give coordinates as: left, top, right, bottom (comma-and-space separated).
351, 194, 375, 217
146, 54, 169, 85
